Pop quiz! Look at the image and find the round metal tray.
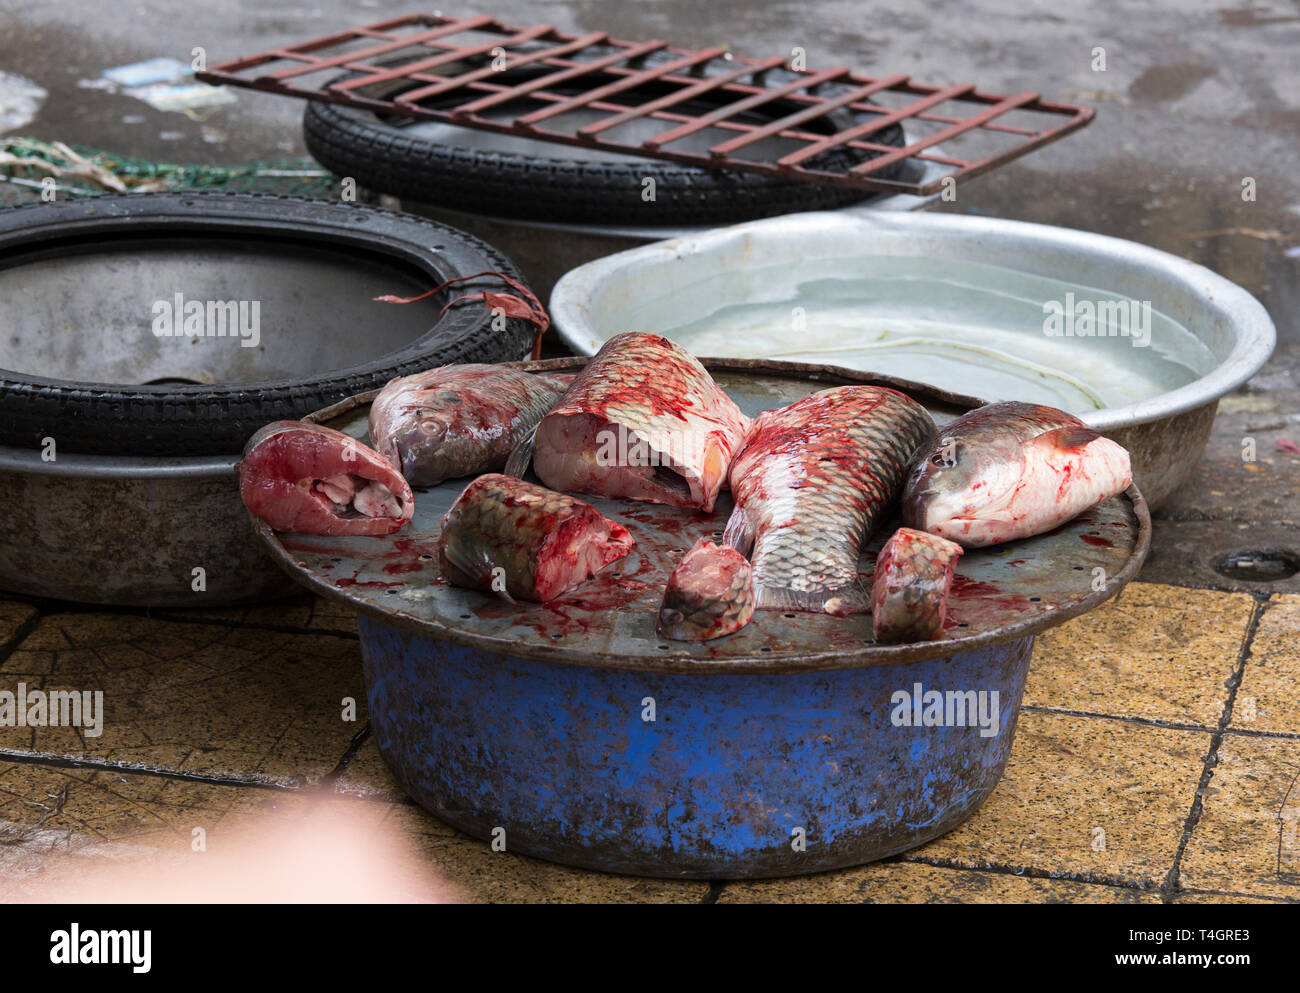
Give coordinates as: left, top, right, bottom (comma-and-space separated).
255, 358, 1150, 674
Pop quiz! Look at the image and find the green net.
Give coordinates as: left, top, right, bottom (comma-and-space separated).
0, 137, 349, 206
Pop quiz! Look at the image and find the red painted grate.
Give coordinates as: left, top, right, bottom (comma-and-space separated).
197, 13, 1094, 196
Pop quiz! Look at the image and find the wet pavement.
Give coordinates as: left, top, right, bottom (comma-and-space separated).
1, 0, 1298, 901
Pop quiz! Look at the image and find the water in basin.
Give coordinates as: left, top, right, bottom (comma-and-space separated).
636, 257, 1215, 412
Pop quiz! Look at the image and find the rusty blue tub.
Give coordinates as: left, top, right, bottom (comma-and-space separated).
358, 620, 1034, 877
256, 359, 1150, 879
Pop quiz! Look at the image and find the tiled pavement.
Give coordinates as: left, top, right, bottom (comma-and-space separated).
1, 581, 1296, 903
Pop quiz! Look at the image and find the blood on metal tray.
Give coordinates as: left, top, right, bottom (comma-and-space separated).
196, 12, 1094, 196
255, 358, 1149, 672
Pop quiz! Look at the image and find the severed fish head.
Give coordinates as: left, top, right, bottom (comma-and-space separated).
388, 395, 488, 487
904, 422, 1131, 547
902, 427, 1028, 538
370, 369, 566, 488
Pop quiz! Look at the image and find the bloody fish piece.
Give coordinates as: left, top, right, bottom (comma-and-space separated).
508, 332, 750, 512
239, 421, 413, 536
901, 401, 1132, 547
724, 386, 936, 614
870, 528, 964, 644
657, 538, 755, 642
368, 365, 567, 487
438, 473, 633, 603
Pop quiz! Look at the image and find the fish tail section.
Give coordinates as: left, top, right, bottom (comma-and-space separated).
657, 538, 755, 641
753, 579, 872, 617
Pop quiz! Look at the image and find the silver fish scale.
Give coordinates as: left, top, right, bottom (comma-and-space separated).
734, 388, 936, 603
751, 440, 896, 593
554, 333, 747, 449
602, 397, 695, 442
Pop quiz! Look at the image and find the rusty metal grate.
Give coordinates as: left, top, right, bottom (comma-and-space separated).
197, 13, 1094, 196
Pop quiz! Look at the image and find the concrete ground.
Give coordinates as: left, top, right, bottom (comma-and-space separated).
1, 0, 1298, 901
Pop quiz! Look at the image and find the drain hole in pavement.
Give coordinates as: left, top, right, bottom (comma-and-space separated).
1213, 548, 1300, 582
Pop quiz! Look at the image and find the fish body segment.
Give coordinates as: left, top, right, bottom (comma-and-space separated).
525, 333, 751, 512
871, 527, 964, 644
724, 386, 936, 613
438, 473, 633, 603
658, 538, 756, 641
239, 421, 414, 535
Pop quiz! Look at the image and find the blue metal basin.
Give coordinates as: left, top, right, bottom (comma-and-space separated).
256, 358, 1149, 878
361, 619, 1031, 877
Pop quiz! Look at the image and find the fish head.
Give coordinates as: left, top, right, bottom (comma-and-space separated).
391, 414, 454, 480
902, 431, 1027, 534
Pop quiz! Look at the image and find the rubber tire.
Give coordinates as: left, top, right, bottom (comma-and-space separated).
303, 88, 907, 227
0, 192, 538, 457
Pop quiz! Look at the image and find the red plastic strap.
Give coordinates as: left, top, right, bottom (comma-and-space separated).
375, 271, 550, 360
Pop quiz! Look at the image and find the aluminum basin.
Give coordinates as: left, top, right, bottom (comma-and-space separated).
550, 211, 1277, 507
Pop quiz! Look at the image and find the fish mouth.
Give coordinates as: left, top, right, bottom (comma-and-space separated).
902, 486, 941, 530
401, 450, 448, 487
